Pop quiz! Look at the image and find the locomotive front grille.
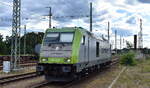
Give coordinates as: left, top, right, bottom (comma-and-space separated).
41, 51, 72, 58
41, 44, 72, 58
44, 65, 72, 76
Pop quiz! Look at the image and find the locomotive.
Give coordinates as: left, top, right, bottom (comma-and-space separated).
37, 27, 112, 81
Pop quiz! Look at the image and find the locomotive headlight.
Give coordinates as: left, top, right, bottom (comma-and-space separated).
67, 59, 71, 62
42, 58, 48, 62
64, 58, 71, 63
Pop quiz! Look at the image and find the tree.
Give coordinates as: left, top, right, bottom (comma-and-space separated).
4, 36, 11, 54
126, 41, 133, 49
0, 34, 7, 55
20, 32, 44, 54
0, 32, 44, 55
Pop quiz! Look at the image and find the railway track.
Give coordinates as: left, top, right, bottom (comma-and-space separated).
0, 63, 37, 70
27, 58, 119, 88
111, 58, 119, 65
27, 81, 50, 88
0, 72, 40, 85
27, 81, 77, 88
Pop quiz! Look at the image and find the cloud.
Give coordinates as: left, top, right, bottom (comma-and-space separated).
111, 27, 133, 37
1, 0, 150, 48
126, 17, 137, 24
116, 9, 128, 14
0, 21, 11, 27
21, 0, 91, 23
125, 0, 138, 5
0, 27, 11, 38
138, 0, 150, 3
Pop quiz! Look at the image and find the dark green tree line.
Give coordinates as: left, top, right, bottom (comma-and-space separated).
0, 32, 44, 55
0, 34, 8, 55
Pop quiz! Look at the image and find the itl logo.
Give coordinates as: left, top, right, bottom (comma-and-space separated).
55, 46, 60, 51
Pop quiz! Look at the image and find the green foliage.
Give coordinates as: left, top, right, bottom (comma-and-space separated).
120, 51, 137, 66
0, 34, 8, 55
0, 32, 44, 55
126, 41, 133, 49
20, 32, 44, 54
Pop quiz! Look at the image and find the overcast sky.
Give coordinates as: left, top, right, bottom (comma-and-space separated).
0, 0, 150, 48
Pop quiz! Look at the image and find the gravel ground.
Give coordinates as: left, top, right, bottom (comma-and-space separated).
1, 57, 149, 88
113, 59, 150, 88
0, 65, 121, 88
0, 64, 123, 88
68, 65, 122, 88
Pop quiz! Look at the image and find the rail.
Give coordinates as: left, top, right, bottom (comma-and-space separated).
0, 72, 40, 85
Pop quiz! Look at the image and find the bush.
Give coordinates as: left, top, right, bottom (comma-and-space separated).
120, 51, 136, 66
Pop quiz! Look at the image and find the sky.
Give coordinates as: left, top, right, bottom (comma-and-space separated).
0, 0, 150, 49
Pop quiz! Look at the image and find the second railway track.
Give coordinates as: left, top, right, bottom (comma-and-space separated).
0, 63, 37, 70
0, 72, 41, 85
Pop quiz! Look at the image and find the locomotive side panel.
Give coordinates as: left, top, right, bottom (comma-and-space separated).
77, 33, 112, 72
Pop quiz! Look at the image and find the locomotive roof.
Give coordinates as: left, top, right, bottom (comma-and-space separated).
46, 27, 108, 42
46, 27, 88, 33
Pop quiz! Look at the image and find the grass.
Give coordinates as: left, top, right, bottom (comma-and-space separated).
138, 59, 150, 73
113, 58, 150, 88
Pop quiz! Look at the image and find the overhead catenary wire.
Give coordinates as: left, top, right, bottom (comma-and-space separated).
0, 13, 104, 22
0, 1, 13, 7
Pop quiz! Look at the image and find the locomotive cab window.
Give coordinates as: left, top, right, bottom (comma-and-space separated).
81, 36, 85, 45
96, 42, 99, 57
44, 32, 74, 45
45, 33, 60, 43
60, 33, 74, 43
46, 33, 59, 37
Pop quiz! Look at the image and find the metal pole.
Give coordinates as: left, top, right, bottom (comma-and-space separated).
90, 2, 92, 32
18, 21, 21, 68
138, 19, 143, 49
134, 35, 137, 50
11, 27, 14, 70
24, 25, 26, 55
18, 0, 21, 67
47, 7, 52, 28
120, 35, 121, 50
11, 0, 21, 70
108, 21, 110, 43
140, 19, 143, 49
115, 30, 117, 53
123, 38, 124, 49
49, 7, 52, 28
